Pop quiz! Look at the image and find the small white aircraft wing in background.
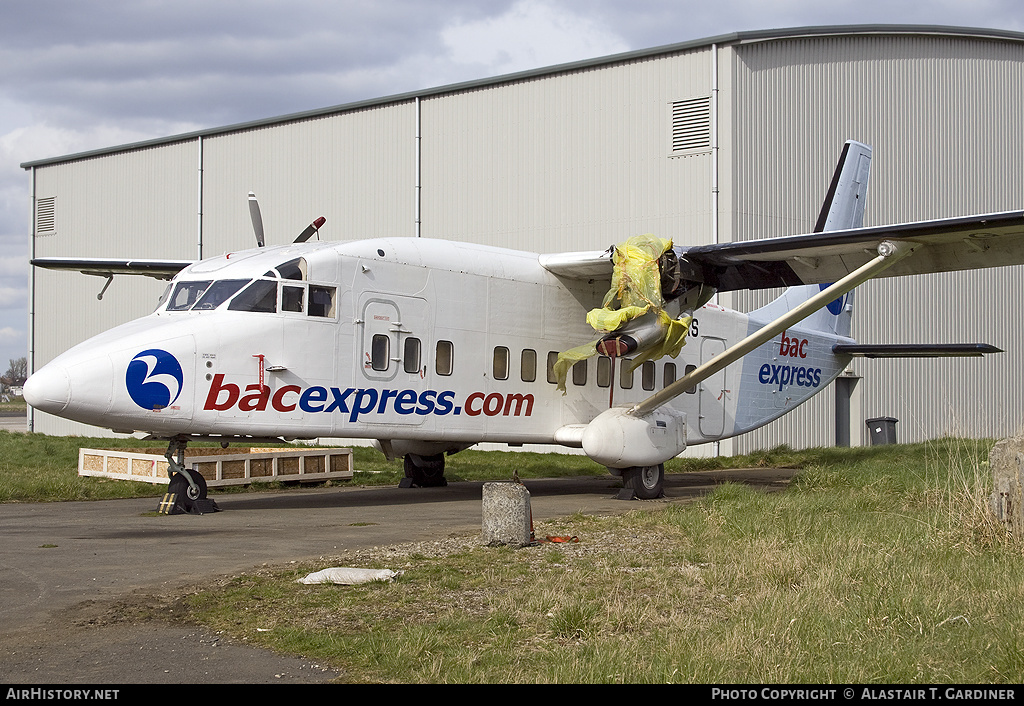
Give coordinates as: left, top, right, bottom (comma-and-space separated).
30, 257, 193, 299
30, 257, 192, 280
29, 191, 324, 288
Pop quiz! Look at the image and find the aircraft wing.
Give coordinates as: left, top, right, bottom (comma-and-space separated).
539, 210, 1024, 290
537, 249, 613, 279
31, 257, 193, 280
680, 210, 1024, 291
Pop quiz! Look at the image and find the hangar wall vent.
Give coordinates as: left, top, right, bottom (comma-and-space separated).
670, 96, 711, 153
35, 196, 56, 236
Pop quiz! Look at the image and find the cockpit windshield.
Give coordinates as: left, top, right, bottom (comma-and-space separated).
166, 281, 212, 311
161, 257, 334, 316
192, 279, 250, 310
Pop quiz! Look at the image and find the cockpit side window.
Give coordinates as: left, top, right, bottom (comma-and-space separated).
192, 279, 251, 310
166, 281, 212, 311
276, 258, 306, 281
228, 280, 278, 313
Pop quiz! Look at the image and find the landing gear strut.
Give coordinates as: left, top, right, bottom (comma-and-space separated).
400, 453, 448, 488
158, 436, 219, 514
619, 463, 665, 500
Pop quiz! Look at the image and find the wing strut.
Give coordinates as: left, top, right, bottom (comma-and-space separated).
630, 240, 919, 417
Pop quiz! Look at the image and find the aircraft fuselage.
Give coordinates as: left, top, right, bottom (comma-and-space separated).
26, 237, 853, 456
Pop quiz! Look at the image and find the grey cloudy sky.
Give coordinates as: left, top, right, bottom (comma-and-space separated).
2, 0, 1022, 371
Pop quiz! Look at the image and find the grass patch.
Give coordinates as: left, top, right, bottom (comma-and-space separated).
0, 430, 614, 503
168, 436, 1024, 683
0, 396, 27, 414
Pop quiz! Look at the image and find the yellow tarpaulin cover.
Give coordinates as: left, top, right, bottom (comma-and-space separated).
554, 234, 692, 392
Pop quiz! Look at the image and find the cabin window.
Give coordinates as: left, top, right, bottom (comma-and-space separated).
597, 356, 612, 388
521, 349, 537, 382
546, 351, 559, 384
619, 359, 634, 389
228, 280, 278, 313
493, 346, 510, 380
166, 281, 212, 311
436, 340, 454, 376
192, 279, 250, 311
371, 334, 390, 371
684, 364, 697, 394
282, 285, 304, 313
641, 361, 656, 391
664, 362, 677, 388
572, 359, 587, 387
404, 337, 421, 374
308, 286, 335, 317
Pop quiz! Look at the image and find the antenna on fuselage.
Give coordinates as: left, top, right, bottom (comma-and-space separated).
248, 191, 266, 247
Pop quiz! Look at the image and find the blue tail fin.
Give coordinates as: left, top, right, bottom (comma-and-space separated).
752, 141, 872, 337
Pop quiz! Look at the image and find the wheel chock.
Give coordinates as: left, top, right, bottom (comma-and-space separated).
190, 498, 221, 514
157, 492, 185, 515
157, 493, 221, 515
616, 487, 637, 501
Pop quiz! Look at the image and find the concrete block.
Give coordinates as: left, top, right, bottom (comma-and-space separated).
988, 437, 1024, 531
482, 482, 532, 546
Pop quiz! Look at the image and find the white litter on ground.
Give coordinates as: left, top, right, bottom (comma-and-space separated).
297, 567, 402, 585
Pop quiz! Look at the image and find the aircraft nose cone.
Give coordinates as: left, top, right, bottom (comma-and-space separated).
23, 365, 71, 414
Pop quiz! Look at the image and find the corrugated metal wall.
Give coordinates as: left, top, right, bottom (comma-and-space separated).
200, 103, 416, 254
724, 34, 1024, 452
420, 49, 715, 253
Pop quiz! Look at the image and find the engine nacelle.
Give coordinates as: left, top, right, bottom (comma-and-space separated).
581, 406, 687, 469
596, 311, 666, 357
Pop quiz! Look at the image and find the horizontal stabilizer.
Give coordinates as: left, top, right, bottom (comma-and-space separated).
31, 257, 192, 280
832, 343, 1002, 358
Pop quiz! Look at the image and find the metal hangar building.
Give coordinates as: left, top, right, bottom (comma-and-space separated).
22, 24, 1024, 454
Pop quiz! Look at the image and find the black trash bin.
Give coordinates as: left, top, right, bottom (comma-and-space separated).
866, 417, 898, 445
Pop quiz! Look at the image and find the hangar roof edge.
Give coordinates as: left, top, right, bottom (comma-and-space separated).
21, 23, 1024, 171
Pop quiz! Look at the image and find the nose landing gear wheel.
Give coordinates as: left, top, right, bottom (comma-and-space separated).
165, 471, 216, 514
158, 437, 219, 514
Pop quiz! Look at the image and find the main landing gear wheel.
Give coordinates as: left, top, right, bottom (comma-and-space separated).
402, 453, 448, 487
621, 463, 665, 500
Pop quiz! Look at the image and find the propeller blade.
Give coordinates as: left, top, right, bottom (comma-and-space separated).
248, 192, 265, 247
294, 216, 326, 243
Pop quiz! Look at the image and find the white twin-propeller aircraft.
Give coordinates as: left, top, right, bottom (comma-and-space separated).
24, 141, 1024, 510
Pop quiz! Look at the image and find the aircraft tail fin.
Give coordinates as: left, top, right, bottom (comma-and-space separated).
751, 140, 872, 337
813, 140, 871, 233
